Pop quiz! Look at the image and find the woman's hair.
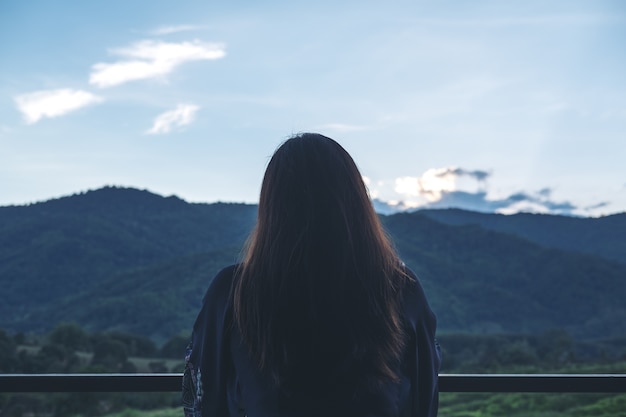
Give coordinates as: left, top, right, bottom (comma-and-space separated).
233, 133, 410, 389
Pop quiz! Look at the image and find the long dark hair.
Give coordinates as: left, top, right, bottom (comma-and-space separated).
233, 133, 410, 389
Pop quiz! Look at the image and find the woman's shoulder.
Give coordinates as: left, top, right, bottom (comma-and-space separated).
401, 265, 437, 325
202, 264, 239, 302
401, 266, 425, 298
212, 263, 239, 284
191, 265, 240, 340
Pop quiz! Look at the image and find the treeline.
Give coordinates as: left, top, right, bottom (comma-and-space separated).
436, 331, 626, 417
438, 330, 626, 373
1, 324, 189, 417
2, 325, 626, 416
0, 323, 189, 374
5, 323, 626, 376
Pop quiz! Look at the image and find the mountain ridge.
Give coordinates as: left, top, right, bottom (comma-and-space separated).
2, 186, 625, 341
418, 208, 626, 264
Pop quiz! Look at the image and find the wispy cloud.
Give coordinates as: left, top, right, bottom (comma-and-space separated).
150, 25, 203, 35
14, 89, 103, 124
435, 167, 490, 182
146, 104, 199, 134
90, 40, 225, 88
584, 201, 611, 211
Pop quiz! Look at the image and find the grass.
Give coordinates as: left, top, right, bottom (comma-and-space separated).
101, 408, 180, 417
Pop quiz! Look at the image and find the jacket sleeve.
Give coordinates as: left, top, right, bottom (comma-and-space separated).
183, 266, 237, 417
406, 269, 441, 417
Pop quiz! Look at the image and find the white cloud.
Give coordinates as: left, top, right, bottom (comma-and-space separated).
146, 104, 199, 134
394, 177, 422, 198
372, 199, 420, 215
394, 166, 490, 202
372, 166, 588, 215
363, 176, 380, 199
90, 40, 226, 88
14, 89, 103, 124
150, 25, 203, 35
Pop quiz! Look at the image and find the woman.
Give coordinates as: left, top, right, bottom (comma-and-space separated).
184, 133, 440, 417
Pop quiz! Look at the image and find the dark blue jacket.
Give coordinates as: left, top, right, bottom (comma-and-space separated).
183, 265, 440, 417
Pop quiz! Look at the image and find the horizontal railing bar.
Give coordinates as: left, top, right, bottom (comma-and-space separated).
0, 373, 180, 393
440, 374, 626, 393
1, 374, 625, 393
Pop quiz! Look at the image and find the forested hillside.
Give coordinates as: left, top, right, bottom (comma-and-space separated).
0, 187, 255, 340
383, 213, 626, 339
419, 208, 626, 264
1, 186, 625, 342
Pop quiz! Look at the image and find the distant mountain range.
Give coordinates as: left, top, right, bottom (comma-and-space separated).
418, 208, 626, 265
1, 186, 625, 342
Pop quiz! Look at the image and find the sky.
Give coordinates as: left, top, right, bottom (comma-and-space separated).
1, 0, 625, 216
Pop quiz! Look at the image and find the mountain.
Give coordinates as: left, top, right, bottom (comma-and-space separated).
418, 208, 626, 264
1, 187, 625, 341
17, 249, 238, 343
383, 213, 626, 339
0, 186, 256, 334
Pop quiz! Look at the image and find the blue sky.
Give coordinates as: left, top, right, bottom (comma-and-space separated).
1, 0, 625, 216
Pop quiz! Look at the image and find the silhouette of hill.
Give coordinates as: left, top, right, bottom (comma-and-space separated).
383, 213, 626, 339
418, 208, 626, 264
1, 187, 625, 341
0, 186, 255, 334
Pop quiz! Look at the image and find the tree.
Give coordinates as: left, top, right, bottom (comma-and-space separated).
0, 329, 17, 372
160, 333, 190, 359
91, 335, 128, 371
48, 322, 90, 351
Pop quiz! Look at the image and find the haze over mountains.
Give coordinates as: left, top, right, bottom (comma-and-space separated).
1, 186, 625, 342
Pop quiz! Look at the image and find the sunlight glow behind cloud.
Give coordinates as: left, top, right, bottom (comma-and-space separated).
394, 166, 487, 202
14, 89, 103, 124
146, 104, 199, 134
89, 40, 225, 88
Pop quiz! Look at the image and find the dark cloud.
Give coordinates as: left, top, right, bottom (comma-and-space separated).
585, 201, 610, 210
372, 198, 406, 215
503, 191, 577, 211
434, 167, 491, 182
541, 199, 577, 212
537, 188, 552, 198
507, 192, 530, 203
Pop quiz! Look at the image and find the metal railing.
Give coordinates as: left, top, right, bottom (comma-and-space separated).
1, 374, 625, 393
